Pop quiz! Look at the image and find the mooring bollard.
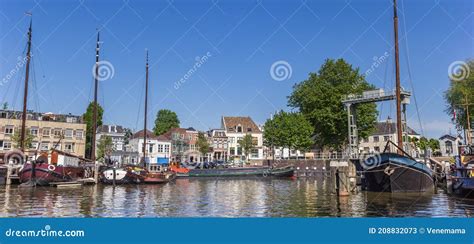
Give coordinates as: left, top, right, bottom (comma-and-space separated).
6, 164, 11, 185
112, 167, 116, 186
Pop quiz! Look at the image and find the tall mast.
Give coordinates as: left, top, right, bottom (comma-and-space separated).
20, 20, 32, 152
143, 50, 149, 168
91, 31, 100, 163
464, 92, 471, 145
393, 0, 403, 152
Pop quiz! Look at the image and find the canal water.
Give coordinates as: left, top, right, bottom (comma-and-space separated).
0, 178, 473, 217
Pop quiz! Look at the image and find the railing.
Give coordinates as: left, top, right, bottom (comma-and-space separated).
271, 152, 349, 160
342, 89, 411, 103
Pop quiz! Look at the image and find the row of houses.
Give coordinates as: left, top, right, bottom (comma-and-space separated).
0, 109, 470, 164
98, 117, 265, 165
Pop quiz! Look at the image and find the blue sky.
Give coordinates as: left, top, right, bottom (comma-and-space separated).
0, 0, 472, 138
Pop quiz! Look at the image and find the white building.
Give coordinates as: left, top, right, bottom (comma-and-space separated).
222, 116, 264, 162
439, 134, 462, 157
359, 119, 420, 154
128, 129, 171, 165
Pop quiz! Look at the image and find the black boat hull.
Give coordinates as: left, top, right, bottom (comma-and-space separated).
100, 168, 144, 185
186, 166, 294, 178
363, 153, 434, 193
452, 178, 474, 198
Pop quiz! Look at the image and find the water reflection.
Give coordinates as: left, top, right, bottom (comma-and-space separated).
0, 178, 472, 217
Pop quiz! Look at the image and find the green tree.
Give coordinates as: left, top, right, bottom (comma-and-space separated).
96, 135, 113, 162
123, 128, 133, 145
444, 59, 474, 131
238, 134, 255, 163
428, 138, 440, 151
11, 130, 34, 149
196, 132, 211, 161
2, 102, 8, 110
418, 137, 429, 151
264, 111, 314, 157
153, 109, 180, 136
288, 59, 378, 149
82, 102, 104, 159
413, 137, 440, 155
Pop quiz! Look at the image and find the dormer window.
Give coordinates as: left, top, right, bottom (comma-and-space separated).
237, 125, 242, 133
247, 128, 252, 132
66, 117, 77, 123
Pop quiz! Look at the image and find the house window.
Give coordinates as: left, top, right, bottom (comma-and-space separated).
30, 142, 38, 149
76, 130, 83, 139
0, 140, 3, 149
66, 117, 77, 123
164, 145, 170, 153
64, 129, 73, 138
247, 128, 252, 132
30, 127, 38, 136
373, 136, 379, 142
3, 142, 12, 150
40, 142, 49, 151
251, 149, 258, 158
384, 136, 390, 142
374, 146, 380, 152
230, 147, 235, 155
4, 126, 13, 135
252, 137, 258, 145
237, 126, 242, 133
445, 141, 453, 154
148, 144, 154, 153
237, 147, 242, 155
158, 144, 164, 153
42, 128, 50, 137
53, 129, 62, 137
64, 143, 74, 152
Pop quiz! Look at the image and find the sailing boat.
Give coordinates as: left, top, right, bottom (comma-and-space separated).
96, 33, 145, 185
362, 0, 434, 193
450, 94, 474, 197
141, 51, 176, 184
18, 20, 87, 186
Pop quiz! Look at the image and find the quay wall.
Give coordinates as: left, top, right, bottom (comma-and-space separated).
262, 159, 331, 177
